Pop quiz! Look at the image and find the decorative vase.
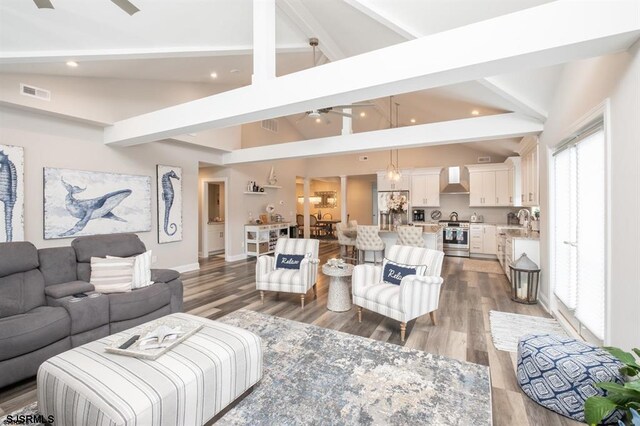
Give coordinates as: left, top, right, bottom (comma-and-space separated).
392, 213, 402, 227
268, 167, 277, 185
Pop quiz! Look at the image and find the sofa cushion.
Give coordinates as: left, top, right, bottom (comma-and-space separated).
44, 281, 95, 299
0, 242, 39, 278
90, 257, 135, 294
38, 247, 77, 286
108, 282, 171, 322
0, 306, 70, 361
72, 233, 147, 263
0, 269, 46, 319
151, 268, 180, 283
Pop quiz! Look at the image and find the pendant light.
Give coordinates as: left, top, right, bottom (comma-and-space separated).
385, 97, 402, 182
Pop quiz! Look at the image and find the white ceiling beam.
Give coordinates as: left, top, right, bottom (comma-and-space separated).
276, 0, 346, 62
252, 0, 277, 84
478, 77, 548, 120
223, 113, 544, 164
0, 44, 310, 64
104, 1, 640, 147
343, 0, 422, 39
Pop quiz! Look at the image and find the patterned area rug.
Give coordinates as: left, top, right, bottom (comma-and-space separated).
1, 310, 492, 425
489, 310, 569, 352
462, 259, 505, 274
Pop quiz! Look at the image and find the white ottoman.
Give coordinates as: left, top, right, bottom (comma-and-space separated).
37, 313, 263, 426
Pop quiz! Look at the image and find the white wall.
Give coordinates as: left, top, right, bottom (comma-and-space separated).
0, 105, 224, 270
538, 40, 640, 350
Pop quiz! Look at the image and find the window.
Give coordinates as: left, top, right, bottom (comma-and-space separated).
552, 125, 606, 342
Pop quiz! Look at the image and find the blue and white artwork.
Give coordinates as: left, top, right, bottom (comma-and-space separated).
157, 165, 182, 244
0, 144, 24, 242
44, 167, 151, 240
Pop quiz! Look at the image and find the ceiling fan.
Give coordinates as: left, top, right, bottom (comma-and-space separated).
33, 0, 140, 15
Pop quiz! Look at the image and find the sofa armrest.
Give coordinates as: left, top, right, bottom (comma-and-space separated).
399, 275, 443, 319
44, 281, 95, 299
150, 268, 180, 283
352, 264, 382, 297
256, 255, 274, 282
299, 258, 319, 288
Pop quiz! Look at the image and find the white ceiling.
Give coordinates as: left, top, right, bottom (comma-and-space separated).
0, 0, 565, 157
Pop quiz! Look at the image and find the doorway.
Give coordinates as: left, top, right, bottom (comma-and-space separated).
200, 178, 228, 258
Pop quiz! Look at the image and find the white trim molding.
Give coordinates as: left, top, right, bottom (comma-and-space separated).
171, 262, 201, 274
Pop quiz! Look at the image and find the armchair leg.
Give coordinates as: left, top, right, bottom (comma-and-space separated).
313, 284, 318, 299
300, 294, 305, 310
430, 311, 437, 325
260, 291, 265, 304
357, 306, 362, 323
400, 322, 407, 343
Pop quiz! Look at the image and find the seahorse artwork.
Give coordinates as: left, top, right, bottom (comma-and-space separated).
161, 170, 180, 236
59, 178, 132, 237
0, 149, 18, 242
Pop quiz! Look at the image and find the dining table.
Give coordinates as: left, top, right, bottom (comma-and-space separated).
316, 219, 341, 237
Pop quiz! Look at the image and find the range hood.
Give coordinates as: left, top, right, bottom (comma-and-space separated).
441, 166, 469, 194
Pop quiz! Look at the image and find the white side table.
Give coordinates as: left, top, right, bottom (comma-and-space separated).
322, 263, 354, 312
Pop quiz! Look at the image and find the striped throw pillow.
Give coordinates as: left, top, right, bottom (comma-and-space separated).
107, 250, 153, 289
90, 257, 135, 294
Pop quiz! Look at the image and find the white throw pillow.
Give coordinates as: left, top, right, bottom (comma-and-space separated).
90, 257, 136, 294
107, 250, 154, 289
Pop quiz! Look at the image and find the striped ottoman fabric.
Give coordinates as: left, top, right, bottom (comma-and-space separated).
37, 313, 263, 426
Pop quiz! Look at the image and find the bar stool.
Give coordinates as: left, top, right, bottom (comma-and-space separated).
396, 225, 424, 247
356, 225, 385, 265
336, 222, 357, 263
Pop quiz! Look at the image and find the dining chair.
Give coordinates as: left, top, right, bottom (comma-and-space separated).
296, 214, 305, 237
356, 225, 385, 265
309, 215, 321, 237
396, 225, 425, 247
336, 222, 357, 263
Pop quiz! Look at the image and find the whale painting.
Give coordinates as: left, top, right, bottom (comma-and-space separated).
0, 144, 24, 242
44, 167, 151, 239
156, 165, 182, 243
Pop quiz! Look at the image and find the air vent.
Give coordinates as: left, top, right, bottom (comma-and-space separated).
20, 83, 51, 101
477, 156, 491, 163
261, 118, 278, 133
358, 155, 369, 161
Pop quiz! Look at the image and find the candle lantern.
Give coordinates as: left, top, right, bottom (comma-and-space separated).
509, 253, 541, 304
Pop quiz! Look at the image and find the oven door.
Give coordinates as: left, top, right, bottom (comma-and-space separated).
442, 227, 469, 249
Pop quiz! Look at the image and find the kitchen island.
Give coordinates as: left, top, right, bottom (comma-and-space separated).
376, 224, 444, 258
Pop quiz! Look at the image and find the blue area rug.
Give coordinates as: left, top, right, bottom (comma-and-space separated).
1, 310, 492, 425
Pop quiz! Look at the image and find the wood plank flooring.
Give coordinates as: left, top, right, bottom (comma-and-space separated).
0, 242, 580, 425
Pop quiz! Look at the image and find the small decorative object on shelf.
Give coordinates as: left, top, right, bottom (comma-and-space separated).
268, 166, 278, 185
327, 258, 346, 268
509, 253, 540, 304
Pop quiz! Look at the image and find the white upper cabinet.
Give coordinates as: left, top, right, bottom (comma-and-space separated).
495, 169, 510, 206
410, 168, 441, 207
377, 171, 410, 192
519, 137, 539, 206
467, 160, 522, 207
468, 168, 498, 207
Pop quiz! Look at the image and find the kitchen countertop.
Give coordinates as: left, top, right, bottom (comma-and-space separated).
379, 225, 440, 234
504, 229, 540, 240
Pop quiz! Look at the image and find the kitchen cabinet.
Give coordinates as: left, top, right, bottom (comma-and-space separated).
468, 169, 496, 207
504, 235, 540, 280
495, 170, 510, 206
519, 138, 539, 206
207, 223, 225, 252
410, 168, 441, 207
377, 171, 410, 192
470, 224, 496, 255
467, 161, 521, 207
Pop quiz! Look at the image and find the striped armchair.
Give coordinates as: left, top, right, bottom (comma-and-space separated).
352, 245, 444, 342
256, 238, 320, 309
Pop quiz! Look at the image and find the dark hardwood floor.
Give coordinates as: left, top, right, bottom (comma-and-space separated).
0, 242, 579, 425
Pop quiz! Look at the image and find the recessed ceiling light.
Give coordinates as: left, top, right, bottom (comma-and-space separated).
359, 111, 366, 118
66, 61, 78, 68
471, 109, 480, 116
210, 72, 218, 79
410, 118, 416, 123
315, 117, 322, 123
230, 69, 240, 74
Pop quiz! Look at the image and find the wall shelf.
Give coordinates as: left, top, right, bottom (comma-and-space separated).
244, 192, 268, 195
262, 185, 282, 189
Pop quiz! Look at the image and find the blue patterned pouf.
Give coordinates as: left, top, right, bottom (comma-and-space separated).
517, 334, 624, 423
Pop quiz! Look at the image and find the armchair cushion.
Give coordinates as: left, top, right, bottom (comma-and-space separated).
275, 253, 306, 270
381, 258, 427, 285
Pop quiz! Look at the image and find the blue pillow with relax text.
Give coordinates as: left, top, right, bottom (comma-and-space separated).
381, 259, 426, 285
275, 254, 305, 270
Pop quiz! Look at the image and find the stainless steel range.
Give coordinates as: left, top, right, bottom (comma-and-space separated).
440, 220, 470, 257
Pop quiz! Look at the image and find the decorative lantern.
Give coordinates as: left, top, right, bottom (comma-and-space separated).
509, 253, 541, 304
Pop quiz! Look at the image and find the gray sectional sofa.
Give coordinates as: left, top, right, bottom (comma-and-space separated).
0, 233, 184, 388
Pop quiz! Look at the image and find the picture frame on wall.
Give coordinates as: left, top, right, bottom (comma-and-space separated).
0, 144, 25, 242
156, 165, 182, 244
43, 167, 152, 240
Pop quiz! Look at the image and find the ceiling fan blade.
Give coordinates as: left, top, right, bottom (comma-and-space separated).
34, 0, 54, 9
111, 0, 140, 15
328, 110, 353, 118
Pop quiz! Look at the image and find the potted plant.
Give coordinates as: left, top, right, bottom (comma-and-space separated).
584, 347, 640, 425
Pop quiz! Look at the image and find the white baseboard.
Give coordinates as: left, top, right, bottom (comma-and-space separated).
538, 293, 550, 313
198, 251, 204, 258
172, 262, 200, 273
226, 253, 248, 262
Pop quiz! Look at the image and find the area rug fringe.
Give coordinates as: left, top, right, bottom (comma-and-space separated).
489, 310, 569, 352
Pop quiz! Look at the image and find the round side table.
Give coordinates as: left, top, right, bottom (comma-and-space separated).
322, 263, 354, 312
